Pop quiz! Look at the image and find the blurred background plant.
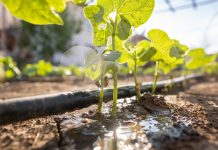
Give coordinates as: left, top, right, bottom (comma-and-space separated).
19, 5, 82, 63
0, 56, 21, 80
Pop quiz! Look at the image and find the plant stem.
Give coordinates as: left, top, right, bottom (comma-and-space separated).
182, 61, 188, 88
134, 57, 141, 102
169, 74, 173, 91
111, 12, 118, 117
152, 61, 159, 95
112, 12, 118, 52
98, 74, 104, 112
168, 66, 173, 91
112, 71, 118, 117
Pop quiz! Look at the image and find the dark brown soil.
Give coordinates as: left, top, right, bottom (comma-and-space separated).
0, 76, 218, 150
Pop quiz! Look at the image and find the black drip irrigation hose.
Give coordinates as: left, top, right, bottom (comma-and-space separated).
0, 74, 203, 125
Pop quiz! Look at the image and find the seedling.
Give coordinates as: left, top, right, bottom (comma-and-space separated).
146, 29, 176, 95
122, 40, 155, 101
0, 57, 21, 79
85, 50, 121, 113
185, 48, 217, 71
159, 40, 189, 90
84, 0, 155, 116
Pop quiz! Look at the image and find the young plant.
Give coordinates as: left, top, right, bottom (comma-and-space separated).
146, 29, 178, 95
84, 0, 155, 116
159, 40, 189, 89
0, 57, 21, 79
85, 50, 121, 113
185, 48, 217, 71
202, 57, 218, 75
123, 40, 155, 101
1, 0, 155, 117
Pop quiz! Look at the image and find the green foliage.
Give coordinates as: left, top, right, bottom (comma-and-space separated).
186, 48, 217, 70
123, 40, 155, 71
22, 60, 83, 77
159, 40, 189, 75
85, 50, 121, 81
22, 60, 53, 77
84, 0, 155, 46
72, 0, 87, 5
203, 62, 218, 74
148, 29, 177, 64
0, 0, 66, 25
0, 57, 21, 79
0, 63, 4, 81
0, 0, 88, 25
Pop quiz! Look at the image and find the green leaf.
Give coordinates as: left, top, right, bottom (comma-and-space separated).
203, 62, 218, 74
84, 5, 113, 46
5, 70, 15, 79
148, 29, 176, 64
116, 16, 132, 40
106, 36, 132, 64
85, 50, 102, 68
123, 40, 155, 71
84, 0, 155, 46
170, 40, 189, 58
135, 40, 156, 62
85, 50, 120, 80
103, 51, 121, 61
97, 0, 155, 27
186, 48, 217, 70
72, 0, 87, 5
159, 58, 183, 75
0, 0, 67, 25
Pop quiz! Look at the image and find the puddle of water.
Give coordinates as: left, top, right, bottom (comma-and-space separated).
57, 97, 194, 150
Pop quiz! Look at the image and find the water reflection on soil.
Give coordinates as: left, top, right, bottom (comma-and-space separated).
56, 97, 195, 150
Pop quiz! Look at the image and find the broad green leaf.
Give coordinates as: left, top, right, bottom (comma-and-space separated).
71, 0, 87, 5
159, 58, 183, 75
148, 29, 176, 64
159, 40, 188, 74
86, 60, 119, 80
124, 40, 155, 71
0, 0, 66, 25
84, 5, 113, 46
135, 40, 156, 62
103, 51, 121, 61
116, 16, 132, 40
97, 0, 155, 27
85, 50, 120, 80
203, 62, 218, 74
84, 0, 155, 46
186, 48, 217, 70
85, 50, 101, 67
106, 36, 132, 64
170, 40, 189, 58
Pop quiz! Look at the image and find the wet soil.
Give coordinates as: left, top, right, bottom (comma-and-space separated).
0, 77, 218, 150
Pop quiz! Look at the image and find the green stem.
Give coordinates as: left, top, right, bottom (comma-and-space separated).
169, 74, 173, 91
134, 57, 141, 102
112, 71, 118, 117
98, 75, 104, 112
111, 12, 118, 117
152, 61, 159, 95
182, 61, 188, 88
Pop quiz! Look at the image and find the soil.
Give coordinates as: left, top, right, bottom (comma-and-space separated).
0, 76, 155, 100
0, 76, 218, 150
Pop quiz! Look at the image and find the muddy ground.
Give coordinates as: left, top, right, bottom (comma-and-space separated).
0, 76, 218, 150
